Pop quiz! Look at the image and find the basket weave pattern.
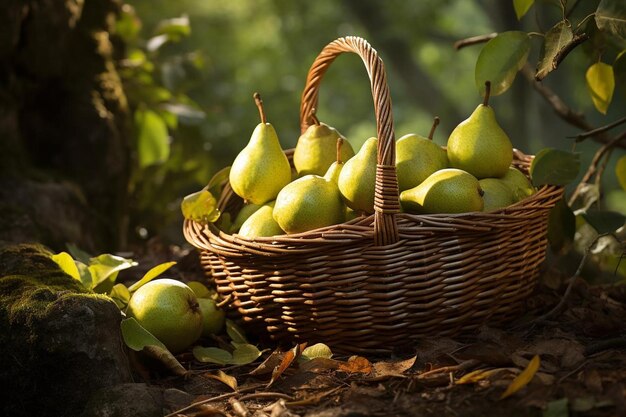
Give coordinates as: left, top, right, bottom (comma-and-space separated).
184, 36, 563, 353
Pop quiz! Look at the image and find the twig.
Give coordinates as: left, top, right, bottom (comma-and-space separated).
165, 384, 265, 417
418, 359, 480, 378
229, 397, 250, 417
569, 117, 626, 141
520, 64, 626, 150
548, 33, 589, 79
569, 132, 626, 205
534, 234, 607, 324
454, 33, 497, 50
238, 392, 294, 402
585, 337, 626, 356
556, 360, 588, 385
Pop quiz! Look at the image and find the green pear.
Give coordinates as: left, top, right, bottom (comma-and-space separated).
293, 115, 354, 176
338, 137, 378, 213
400, 168, 484, 214
273, 172, 345, 234
447, 82, 513, 179
230, 203, 262, 233
478, 178, 515, 212
229, 93, 291, 205
396, 117, 448, 191
238, 201, 284, 238
501, 167, 535, 202
198, 298, 225, 337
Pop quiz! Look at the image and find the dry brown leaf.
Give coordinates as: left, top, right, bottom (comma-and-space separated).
268, 343, 306, 387
298, 357, 341, 373
203, 370, 238, 391
371, 356, 416, 379
500, 355, 541, 399
250, 349, 285, 376
338, 356, 373, 374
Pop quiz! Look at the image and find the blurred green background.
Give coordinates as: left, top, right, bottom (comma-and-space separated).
118, 0, 626, 245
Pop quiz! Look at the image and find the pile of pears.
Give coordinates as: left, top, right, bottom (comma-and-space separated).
226, 83, 535, 239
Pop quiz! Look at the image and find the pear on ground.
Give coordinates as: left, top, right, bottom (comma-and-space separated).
274, 140, 346, 234
396, 117, 448, 191
229, 93, 291, 205
238, 201, 284, 238
338, 137, 378, 213
447, 81, 513, 179
230, 203, 262, 233
293, 113, 354, 176
478, 178, 515, 212
501, 167, 535, 202
198, 298, 225, 337
400, 168, 484, 214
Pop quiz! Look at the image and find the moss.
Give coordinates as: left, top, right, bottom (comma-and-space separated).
0, 243, 131, 417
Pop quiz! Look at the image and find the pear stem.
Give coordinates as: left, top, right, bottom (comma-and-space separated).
336, 137, 344, 164
253, 92, 266, 124
428, 116, 440, 140
310, 108, 320, 126
483, 81, 491, 106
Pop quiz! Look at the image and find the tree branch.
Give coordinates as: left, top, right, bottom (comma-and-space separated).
453, 33, 497, 50
520, 64, 626, 149
569, 116, 626, 141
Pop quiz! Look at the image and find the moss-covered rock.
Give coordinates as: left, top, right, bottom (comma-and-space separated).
0, 243, 132, 417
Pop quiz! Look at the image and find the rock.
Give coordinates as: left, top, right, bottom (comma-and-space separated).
0, 243, 132, 417
81, 383, 164, 417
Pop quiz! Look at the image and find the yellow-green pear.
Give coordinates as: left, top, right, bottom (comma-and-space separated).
396, 117, 448, 191
478, 178, 515, 212
229, 93, 291, 205
501, 167, 535, 202
293, 114, 354, 176
400, 168, 484, 214
338, 137, 378, 213
238, 201, 284, 238
230, 203, 262, 233
447, 82, 513, 179
273, 173, 345, 234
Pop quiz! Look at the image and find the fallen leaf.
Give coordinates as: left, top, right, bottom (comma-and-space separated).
300, 343, 333, 361
338, 356, 373, 374
203, 370, 238, 390
143, 345, 187, 376
231, 343, 262, 365
268, 343, 306, 387
371, 356, 416, 379
500, 354, 541, 399
250, 349, 285, 376
193, 346, 233, 365
456, 368, 508, 384
226, 319, 248, 344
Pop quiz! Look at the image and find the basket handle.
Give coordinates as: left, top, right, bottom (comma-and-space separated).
299, 36, 399, 245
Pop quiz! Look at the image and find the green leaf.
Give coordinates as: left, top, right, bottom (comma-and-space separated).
582, 209, 626, 234
51, 252, 81, 281
595, 0, 626, 40
301, 343, 333, 361
586, 62, 615, 114
475, 31, 531, 97
181, 189, 220, 224
75, 261, 94, 289
66, 243, 92, 264
128, 261, 177, 292
109, 283, 131, 309
231, 343, 263, 365
513, 0, 535, 20
88, 254, 137, 289
226, 319, 248, 344
530, 148, 581, 186
207, 166, 232, 197
543, 398, 569, 417
616, 155, 626, 191
547, 198, 576, 253
192, 346, 233, 365
535, 21, 574, 81
136, 108, 170, 168
114, 5, 140, 42
120, 317, 167, 351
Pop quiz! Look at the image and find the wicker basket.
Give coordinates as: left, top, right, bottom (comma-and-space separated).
184, 36, 563, 354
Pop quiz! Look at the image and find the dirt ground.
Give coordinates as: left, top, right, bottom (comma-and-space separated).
130, 243, 626, 417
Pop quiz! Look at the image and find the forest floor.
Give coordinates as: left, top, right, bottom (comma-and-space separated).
130, 242, 626, 417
